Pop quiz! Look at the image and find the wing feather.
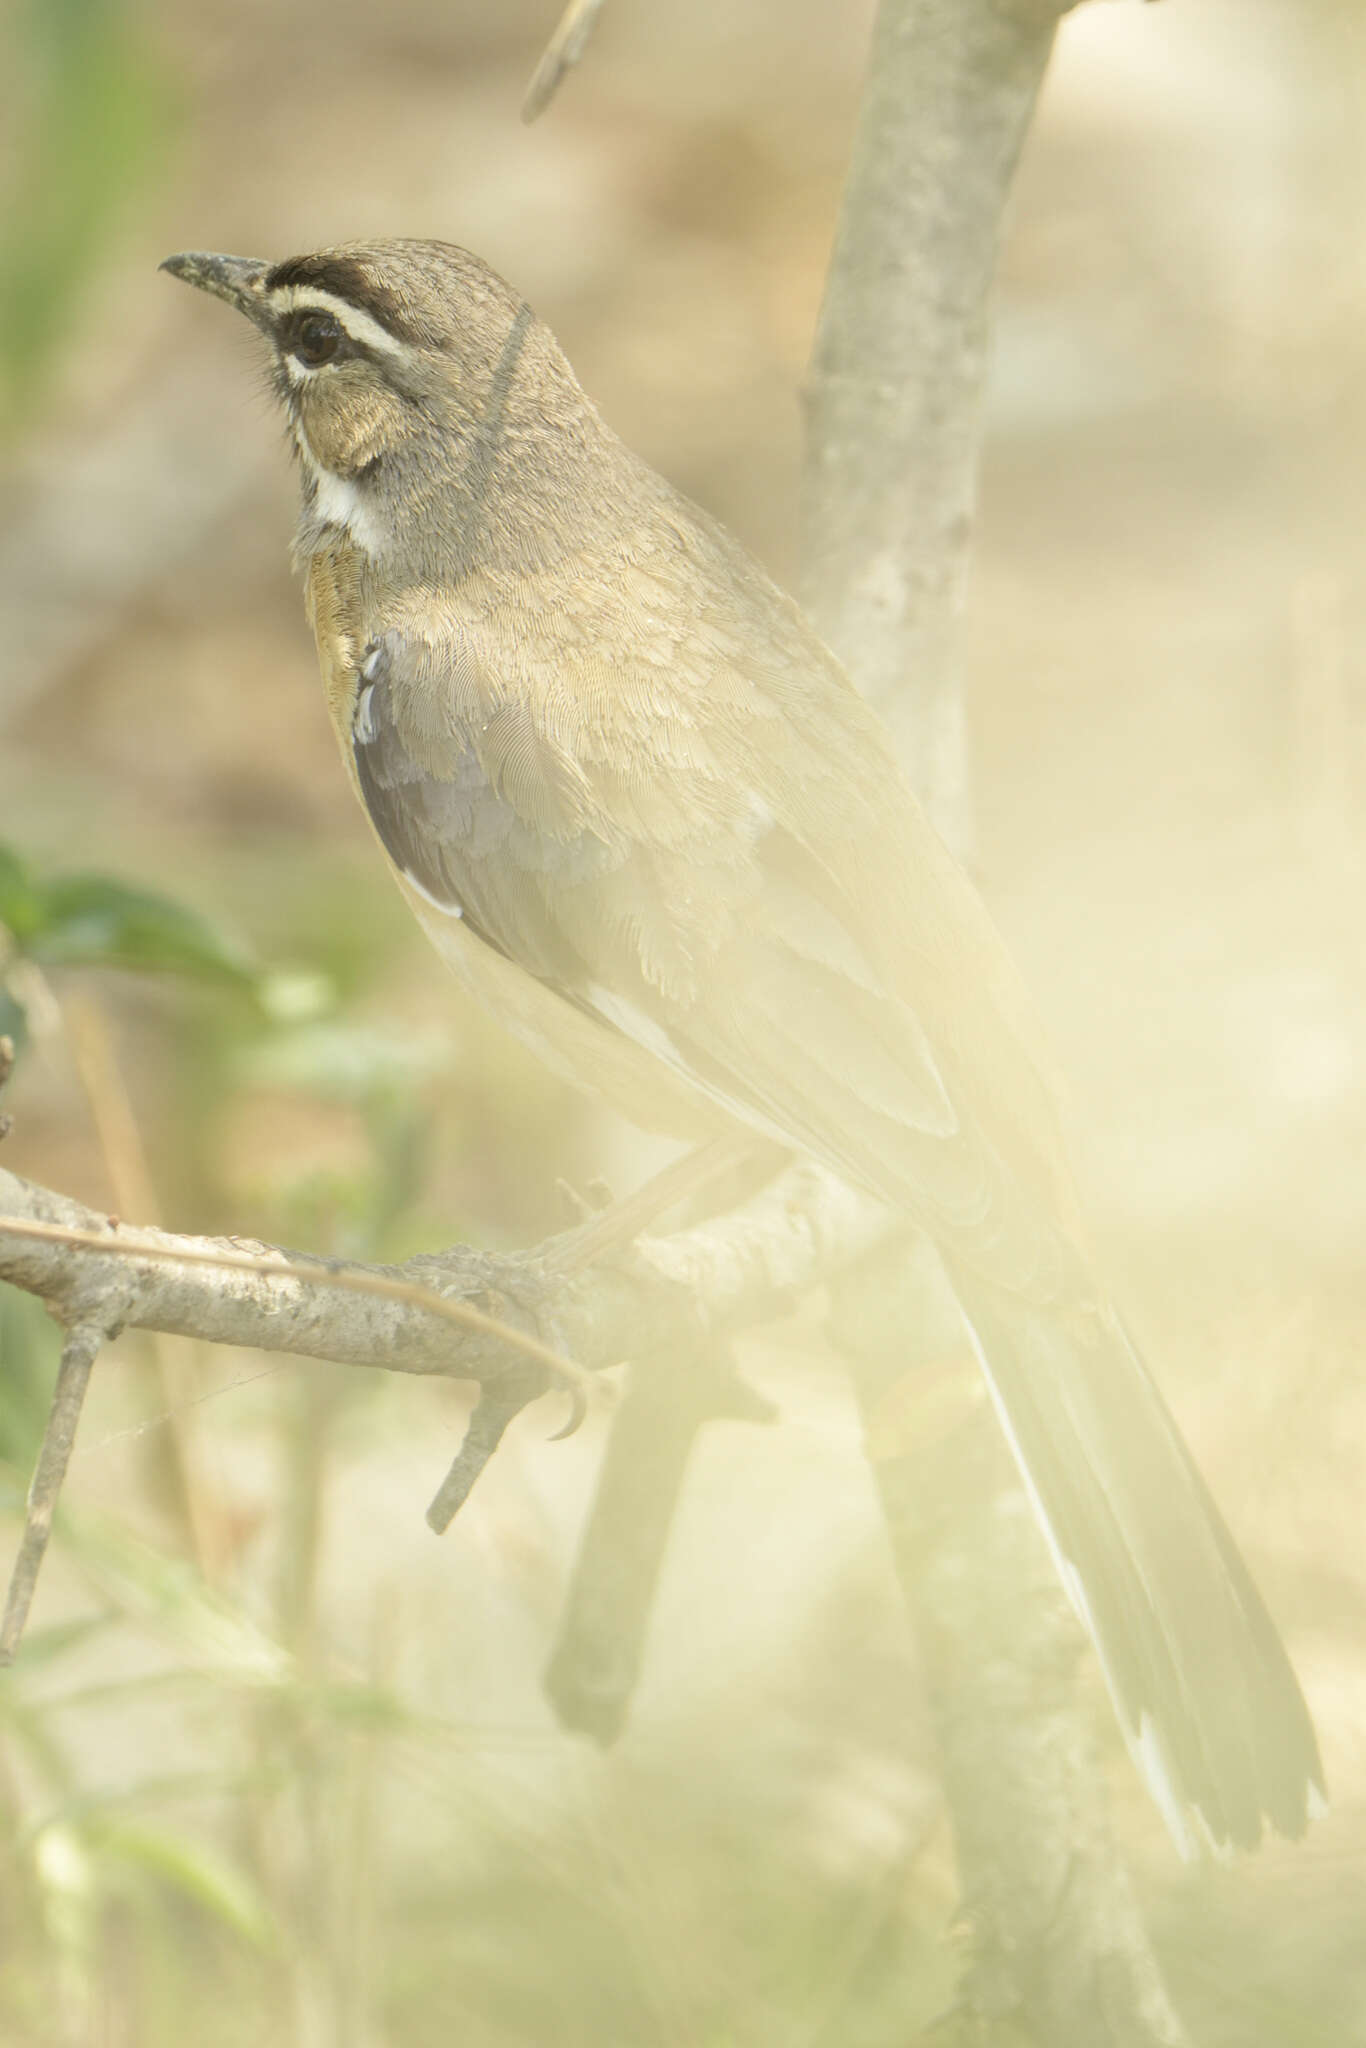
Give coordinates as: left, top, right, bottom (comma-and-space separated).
347, 587, 1079, 1295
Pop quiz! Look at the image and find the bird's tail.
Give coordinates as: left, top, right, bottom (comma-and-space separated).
944, 1263, 1324, 1855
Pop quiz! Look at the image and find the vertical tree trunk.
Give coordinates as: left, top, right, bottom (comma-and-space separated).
804, 4, 1194, 2041
802, 0, 1060, 858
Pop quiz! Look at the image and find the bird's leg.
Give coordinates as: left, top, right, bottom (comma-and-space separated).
420, 1138, 782, 1531
541, 1132, 775, 1275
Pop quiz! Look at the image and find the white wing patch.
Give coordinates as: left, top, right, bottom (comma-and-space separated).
400, 867, 464, 920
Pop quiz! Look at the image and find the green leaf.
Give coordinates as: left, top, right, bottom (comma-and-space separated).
1, 0, 175, 430
0, 982, 27, 1053
30, 874, 256, 986
302, 1675, 420, 1735
0, 841, 43, 944
90, 1822, 275, 1948
240, 1021, 451, 1103
1, 842, 258, 991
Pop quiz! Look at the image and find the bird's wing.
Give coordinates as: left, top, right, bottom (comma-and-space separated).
349, 584, 1079, 1300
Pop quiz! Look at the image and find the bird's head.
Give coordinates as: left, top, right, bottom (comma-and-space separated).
161, 239, 593, 568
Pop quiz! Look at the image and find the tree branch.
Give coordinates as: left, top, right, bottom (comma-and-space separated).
0, 1195, 593, 1399
544, 1337, 774, 1741
0, 1157, 888, 1380
801, 2, 1192, 2041
0, 1156, 892, 1641
803, 0, 1069, 858
836, 1239, 1192, 2047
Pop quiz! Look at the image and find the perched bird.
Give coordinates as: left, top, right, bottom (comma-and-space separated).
162, 238, 1323, 1855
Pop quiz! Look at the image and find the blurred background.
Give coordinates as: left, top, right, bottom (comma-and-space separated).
2, 0, 1366, 2041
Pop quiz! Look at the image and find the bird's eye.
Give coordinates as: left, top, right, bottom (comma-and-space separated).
290, 310, 343, 367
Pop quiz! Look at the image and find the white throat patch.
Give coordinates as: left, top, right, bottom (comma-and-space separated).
299, 456, 388, 558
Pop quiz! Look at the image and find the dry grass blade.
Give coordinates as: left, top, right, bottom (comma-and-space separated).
522, 0, 609, 122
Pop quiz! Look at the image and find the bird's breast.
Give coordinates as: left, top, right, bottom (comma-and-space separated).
303, 541, 373, 794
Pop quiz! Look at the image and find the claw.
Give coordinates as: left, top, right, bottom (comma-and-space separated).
547, 1379, 589, 1441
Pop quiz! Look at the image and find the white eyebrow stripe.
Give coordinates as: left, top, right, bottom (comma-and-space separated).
265, 284, 407, 359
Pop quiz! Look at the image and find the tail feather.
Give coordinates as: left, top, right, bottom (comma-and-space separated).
946, 1266, 1324, 1856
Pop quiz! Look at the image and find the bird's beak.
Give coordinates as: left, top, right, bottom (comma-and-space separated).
160, 251, 272, 332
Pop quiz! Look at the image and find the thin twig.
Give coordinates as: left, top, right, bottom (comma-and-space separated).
1, 1323, 105, 1663
522, 0, 609, 122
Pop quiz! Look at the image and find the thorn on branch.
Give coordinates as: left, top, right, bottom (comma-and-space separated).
426, 1377, 546, 1533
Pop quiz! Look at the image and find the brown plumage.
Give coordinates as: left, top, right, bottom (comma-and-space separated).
163, 238, 1323, 1854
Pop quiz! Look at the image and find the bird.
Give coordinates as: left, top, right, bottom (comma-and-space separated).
161, 237, 1323, 1855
